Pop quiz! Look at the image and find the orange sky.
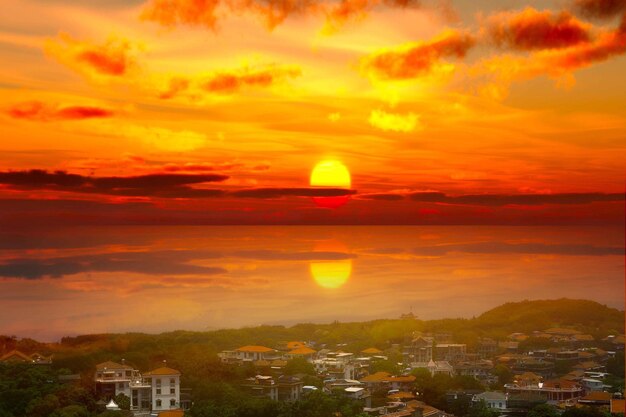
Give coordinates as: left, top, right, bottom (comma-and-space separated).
0, 0, 625, 225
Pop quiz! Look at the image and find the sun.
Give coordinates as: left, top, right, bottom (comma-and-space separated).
310, 261, 352, 289
310, 160, 351, 208
310, 160, 351, 188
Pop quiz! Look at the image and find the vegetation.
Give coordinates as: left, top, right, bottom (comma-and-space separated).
0, 299, 623, 416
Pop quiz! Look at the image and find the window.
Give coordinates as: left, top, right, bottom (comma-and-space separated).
156, 399, 161, 408
170, 399, 176, 407
170, 388, 175, 394
156, 388, 161, 395
118, 383, 124, 390
156, 378, 161, 386
170, 378, 175, 385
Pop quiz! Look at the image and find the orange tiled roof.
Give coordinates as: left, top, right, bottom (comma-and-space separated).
237, 345, 274, 353
361, 347, 383, 354
544, 328, 582, 335
360, 371, 416, 383
543, 379, 580, 389
611, 399, 625, 413
581, 391, 612, 402
288, 347, 316, 355
157, 411, 184, 417
144, 366, 180, 376
96, 361, 133, 370
388, 391, 416, 399
573, 334, 594, 341
286, 341, 306, 350
0, 350, 32, 362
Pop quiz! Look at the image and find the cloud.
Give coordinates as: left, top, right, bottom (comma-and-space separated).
0, 170, 354, 200
231, 187, 356, 198
575, 0, 626, 18
0, 250, 226, 280
367, 242, 624, 256
45, 33, 138, 80
322, 0, 423, 33
357, 191, 624, 206
474, 14, 626, 98
157, 65, 301, 99
0, 248, 355, 280
360, 29, 475, 80
0, 169, 228, 197
368, 109, 420, 132
201, 66, 301, 94
6, 101, 115, 121
484, 8, 592, 50
141, 0, 445, 31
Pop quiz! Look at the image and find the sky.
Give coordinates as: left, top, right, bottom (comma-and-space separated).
0, 0, 624, 225
0, 0, 625, 340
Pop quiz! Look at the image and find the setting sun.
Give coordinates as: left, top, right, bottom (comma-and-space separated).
310, 160, 351, 188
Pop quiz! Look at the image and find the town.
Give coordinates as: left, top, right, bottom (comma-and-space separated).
0, 299, 624, 417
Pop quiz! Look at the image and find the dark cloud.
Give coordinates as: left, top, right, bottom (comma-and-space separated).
366, 242, 624, 256
232, 188, 357, 198
575, 0, 626, 18
0, 249, 355, 279
485, 8, 592, 50
0, 250, 226, 280
360, 30, 475, 80
357, 191, 624, 206
6, 101, 115, 121
0, 170, 354, 200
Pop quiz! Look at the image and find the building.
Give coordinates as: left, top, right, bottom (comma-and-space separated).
435, 344, 466, 363
472, 391, 508, 411
144, 366, 181, 412
412, 360, 454, 377
404, 337, 434, 364
359, 371, 416, 392
504, 379, 584, 403
240, 375, 303, 402
94, 361, 184, 414
0, 350, 52, 364
477, 338, 498, 359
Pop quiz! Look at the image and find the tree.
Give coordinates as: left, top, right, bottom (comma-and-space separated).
113, 393, 130, 411
284, 358, 315, 376
50, 405, 90, 417
493, 364, 512, 386
527, 404, 559, 417
25, 394, 61, 417
468, 400, 500, 417
561, 406, 611, 417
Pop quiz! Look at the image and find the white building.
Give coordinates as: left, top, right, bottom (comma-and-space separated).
144, 366, 181, 411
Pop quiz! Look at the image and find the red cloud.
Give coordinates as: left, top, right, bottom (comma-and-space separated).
575, 0, 626, 18
158, 77, 191, 99
324, 0, 422, 32
141, 0, 446, 31
201, 66, 301, 94
360, 30, 475, 80
46, 33, 136, 79
485, 8, 592, 50
6, 101, 115, 121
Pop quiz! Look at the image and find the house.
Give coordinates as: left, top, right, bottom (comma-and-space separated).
504, 378, 584, 403
472, 391, 507, 411
412, 360, 454, 377
284, 346, 317, 361
454, 359, 493, 380
94, 361, 185, 413
343, 386, 372, 408
578, 391, 612, 406
359, 371, 416, 392
435, 344, 466, 363
404, 337, 434, 364
144, 366, 181, 412
0, 350, 52, 364
240, 375, 303, 402
235, 345, 277, 362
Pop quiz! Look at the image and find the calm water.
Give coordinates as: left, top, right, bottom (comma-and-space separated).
0, 226, 623, 341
